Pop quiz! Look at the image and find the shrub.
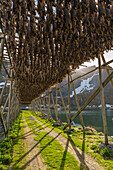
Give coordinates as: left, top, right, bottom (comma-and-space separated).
100, 147, 112, 158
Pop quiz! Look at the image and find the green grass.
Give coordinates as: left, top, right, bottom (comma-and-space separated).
34, 132, 81, 170
29, 110, 113, 170
0, 112, 26, 170
23, 110, 83, 170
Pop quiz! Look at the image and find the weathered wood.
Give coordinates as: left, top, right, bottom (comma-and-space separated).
98, 56, 108, 145
48, 89, 51, 117
58, 84, 70, 124
0, 38, 5, 77
7, 71, 13, 137
64, 71, 113, 129
0, 81, 7, 105
55, 85, 58, 121
51, 92, 58, 121
0, 108, 7, 135
68, 73, 71, 128
1, 60, 10, 78
11, 95, 14, 127
70, 75, 84, 129
1, 95, 9, 115
101, 54, 113, 88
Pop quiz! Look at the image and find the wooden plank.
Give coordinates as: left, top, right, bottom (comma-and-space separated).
98, 56, 108, 145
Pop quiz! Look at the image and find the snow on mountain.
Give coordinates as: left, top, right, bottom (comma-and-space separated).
70, 72, 99, 97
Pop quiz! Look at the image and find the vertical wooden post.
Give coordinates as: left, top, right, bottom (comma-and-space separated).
42, 97, 46, 115
7, 70, 13, 137
48, 89, 51, 117
0, 81, 7, 105
11, 95, 14, 127
55, 85, 58, 121
101, 54, 113, 88
58, 84, 70, 124
98, 56, 108, 145
0, 38, 5, 77
68, 73, 71, 128
51, 92, 58, 121
70, 75, 84, 129
0, 108, 7, 135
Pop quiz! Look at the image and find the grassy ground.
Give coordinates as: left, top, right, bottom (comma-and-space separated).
24, 110, 82, 170
29, 110, 113, 170
0, 112, 26, 170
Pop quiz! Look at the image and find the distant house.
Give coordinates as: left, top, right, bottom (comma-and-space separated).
98, 104, 113, 109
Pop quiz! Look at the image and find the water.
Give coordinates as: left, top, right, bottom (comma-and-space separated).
51, 109, 113, 136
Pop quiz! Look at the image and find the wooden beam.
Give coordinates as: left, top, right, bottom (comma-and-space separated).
55, 85, 58, 121
0, 38, 5, 77
70, 75, 84, 129
0, 109, 7, 135
7, 71, 13, 137
68, 73, 71, 128
98, 56, 108, 145
64, 71, 113, 129
0, 81, 7, 105
51, 92, 58, 121
101, 54, 113, 88
1, 60, 10, 78
1, 95, 9, 115
58, 84, 70, 124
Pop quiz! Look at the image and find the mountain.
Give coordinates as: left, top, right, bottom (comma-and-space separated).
55, 66, 113, 109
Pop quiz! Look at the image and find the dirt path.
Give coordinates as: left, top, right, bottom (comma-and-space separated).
32, 116, 105, 170
20, 117, 47, 170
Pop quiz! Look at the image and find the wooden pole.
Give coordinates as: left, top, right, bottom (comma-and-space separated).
42, 97, 46, 115
0, 81, 7, 105
70, 75, 84, 129
48, 89, 51, 118
1, 95, 9, 115
51, 92, 58, 121
55, 85, 58, 121
0, 38, 5, 77
7, 71, 13, 137
11, 95, 14, 127
58, 84, 70, 124
46, 95, 52, 118
68, 73, 71, 128
98, 56, 108, 145
101, 54, 113, 88
0, 108, 7, 135
64, 71, 113, 129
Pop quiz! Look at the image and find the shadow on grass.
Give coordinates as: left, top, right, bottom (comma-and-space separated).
11, 127, 57, 169
59, 135, 69, 170
68, 131, 89, 170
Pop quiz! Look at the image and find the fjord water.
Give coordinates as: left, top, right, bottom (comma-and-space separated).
51, 110, 113, 136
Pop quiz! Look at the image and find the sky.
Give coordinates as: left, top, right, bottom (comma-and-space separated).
80, 51, 113, 69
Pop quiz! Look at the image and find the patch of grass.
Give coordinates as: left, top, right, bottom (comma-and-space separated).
23, 111, 83, 169
100, 147, 113, 158
34, 131, 82, 170
28, 110, 113, 170
0, 112, 26, 169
